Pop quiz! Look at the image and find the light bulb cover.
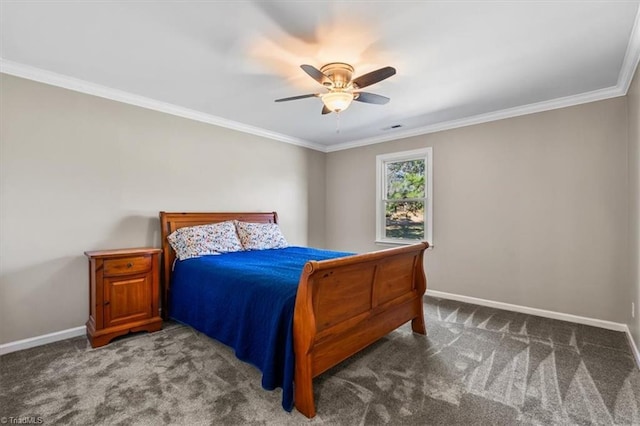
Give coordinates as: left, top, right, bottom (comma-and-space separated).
321, 91, 354, 113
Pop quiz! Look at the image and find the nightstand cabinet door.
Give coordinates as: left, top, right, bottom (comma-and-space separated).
103, 273, 153, 328
85, 248, 162, 348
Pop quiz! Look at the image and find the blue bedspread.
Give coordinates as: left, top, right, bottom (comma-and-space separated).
169, 246, 353, 411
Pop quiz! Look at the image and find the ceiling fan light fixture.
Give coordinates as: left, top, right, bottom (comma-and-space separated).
321, 91, 353, 113
275, 62, 396, 116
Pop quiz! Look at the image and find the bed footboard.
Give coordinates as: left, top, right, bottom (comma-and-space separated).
293, 242, 429, 418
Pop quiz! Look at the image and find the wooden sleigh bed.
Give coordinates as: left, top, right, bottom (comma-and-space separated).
160, 211, 429, 418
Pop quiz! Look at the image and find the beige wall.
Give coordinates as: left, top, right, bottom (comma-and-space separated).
1, 70, 636, 345
326, 98, 630, 323
628, 64, 640, 345
0, 74, 326, 344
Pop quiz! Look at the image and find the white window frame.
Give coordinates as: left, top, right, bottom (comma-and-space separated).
376, 147, 433, 246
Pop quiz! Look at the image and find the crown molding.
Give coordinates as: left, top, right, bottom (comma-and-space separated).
618, 2, 640, 94
0, 59, 326, 153
3, 7, 640, 157
325, 3, 640, 153
324, 85, 625, 152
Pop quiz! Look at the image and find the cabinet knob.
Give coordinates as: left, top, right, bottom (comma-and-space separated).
126, 262, 133, 268
104, 301, 110, 306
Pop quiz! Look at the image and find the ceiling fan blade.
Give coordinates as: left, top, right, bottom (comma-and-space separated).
301, 64, 330, 85
274, 94, 318, 102
351, 66, 396, 89
354, 92, 390, 105
321, 105, 331, 115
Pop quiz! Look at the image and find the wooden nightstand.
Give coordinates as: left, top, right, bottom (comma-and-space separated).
85, 247, 162, 348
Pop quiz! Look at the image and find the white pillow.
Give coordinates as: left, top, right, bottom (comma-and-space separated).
235, 221, 288, 251
168, 221, 243, 260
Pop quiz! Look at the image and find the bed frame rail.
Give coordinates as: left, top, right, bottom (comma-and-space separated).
293, 241, 429, 418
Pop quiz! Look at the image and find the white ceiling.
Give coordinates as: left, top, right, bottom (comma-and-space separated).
1, 1, 639, 152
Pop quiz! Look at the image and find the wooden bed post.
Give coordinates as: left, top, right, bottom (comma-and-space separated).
294, 356, 315, 418
411, 311, 427, 335
411, 244, 428, 334
159, 211, 172, 321
293, 262, 318, 418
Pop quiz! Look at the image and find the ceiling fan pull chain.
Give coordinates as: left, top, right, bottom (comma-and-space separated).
336, 112, 341, 133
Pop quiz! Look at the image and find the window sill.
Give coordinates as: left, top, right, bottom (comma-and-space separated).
375, 240, 433, 249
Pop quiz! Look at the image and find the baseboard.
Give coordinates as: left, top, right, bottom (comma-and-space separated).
425, 290, 640, 370
3, 294, 639, 368
425, 289, 627, 332
625, 327, 640, 369
0, 326, 86, 356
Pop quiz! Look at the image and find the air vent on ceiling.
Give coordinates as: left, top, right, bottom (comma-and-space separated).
382, 124, 403, 131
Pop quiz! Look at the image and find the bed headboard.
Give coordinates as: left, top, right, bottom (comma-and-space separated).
158, 211, 278, 319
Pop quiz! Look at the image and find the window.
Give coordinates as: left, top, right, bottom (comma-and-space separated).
376, 147, 433, 245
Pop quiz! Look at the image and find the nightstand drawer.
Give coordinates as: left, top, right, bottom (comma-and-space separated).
103, 255, 151, 276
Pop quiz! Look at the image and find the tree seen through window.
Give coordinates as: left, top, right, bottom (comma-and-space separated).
384, 159, 425, 240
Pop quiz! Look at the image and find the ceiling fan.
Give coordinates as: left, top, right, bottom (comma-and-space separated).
275, 62, 396, 115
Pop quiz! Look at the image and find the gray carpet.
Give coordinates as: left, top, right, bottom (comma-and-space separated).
2, 296, 639, 425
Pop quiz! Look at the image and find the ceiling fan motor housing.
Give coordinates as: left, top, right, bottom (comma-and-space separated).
320, 62, 354, 89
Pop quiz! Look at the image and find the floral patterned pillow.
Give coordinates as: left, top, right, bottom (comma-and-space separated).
168, 221, 243, 260
234, 221, 289, 251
